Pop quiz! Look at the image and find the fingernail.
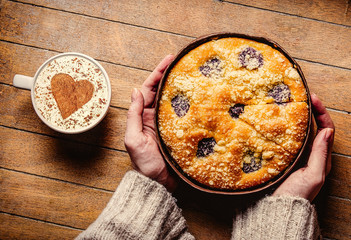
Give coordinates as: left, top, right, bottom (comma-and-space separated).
131, 88, 138, 102
325, 128, 334, 141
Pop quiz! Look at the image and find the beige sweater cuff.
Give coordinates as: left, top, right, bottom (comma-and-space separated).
76, 170, 194, 240
231, 195, 321, 240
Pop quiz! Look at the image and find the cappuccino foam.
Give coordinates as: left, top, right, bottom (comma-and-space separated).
34, 55, 109, 132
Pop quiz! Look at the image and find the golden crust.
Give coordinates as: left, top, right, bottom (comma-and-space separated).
158, 37, 308, 190
240, 102, 309, 155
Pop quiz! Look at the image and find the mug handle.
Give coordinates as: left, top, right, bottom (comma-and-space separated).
13, 74, 34, 90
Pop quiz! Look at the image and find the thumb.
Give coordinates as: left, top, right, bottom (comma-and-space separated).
307, 128, 334, 176
125, 88, 144, 140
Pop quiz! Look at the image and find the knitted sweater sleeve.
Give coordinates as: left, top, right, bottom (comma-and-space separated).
231, 195, 321, 240
75, 170, 195, 240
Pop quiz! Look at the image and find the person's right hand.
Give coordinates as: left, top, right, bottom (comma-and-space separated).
273, 93, 335, 201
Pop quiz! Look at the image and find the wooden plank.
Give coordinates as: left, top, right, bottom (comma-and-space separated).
183, 207, 232, 240
1, 114, 349, 198
1, 41, 351, 113
1, 0, 351, 70
0, 42, 150, 109
0, 168, 113, 229
0, 84, 128, 151
1, 115, 349, 200
0, 168, 233, 239
325, 154, 351, 199
17, 0, 351, 34
0, 1, 349, 239
0, 122, 349, 201
0, 126, 234, 238
1, 168, 349, 240
320, 197, 351, 240
226, 0, 351, 27
1, 113, 348, 238
0, 213, 81, 240
0, 0, 190, 71
298, 60, 351, 112
0, 119, 350, 239
330, 110, 351, 156
0, 126, 132, 191
1, 83, 351, 157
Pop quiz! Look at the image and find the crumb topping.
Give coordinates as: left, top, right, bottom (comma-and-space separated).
158, 37, 308, 190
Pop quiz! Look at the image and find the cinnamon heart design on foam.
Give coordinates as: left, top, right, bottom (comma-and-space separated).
51, 73, 94, 119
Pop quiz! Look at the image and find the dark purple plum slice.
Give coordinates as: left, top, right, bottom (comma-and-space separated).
197, 137, 216, 158
268, 84, 291, 103
242, 155, 262, 173
199, 57, 222, 77
171, 95, 190, 117
239, 47, 263, 70
229, 104, 245, 119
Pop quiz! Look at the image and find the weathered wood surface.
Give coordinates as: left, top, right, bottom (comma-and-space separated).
1, 83, 351, 157
227, 0, 351, 27
0, 213, 81, 240
1, 0, 351, 70
325, 154, 351, 200
0, 126, 132, 190
1, 0, 350, 239
0, 168, 113, 229
17, 0, 351, 27
0, 41, 149, 109
320, 197, 351, 240
1, 166, 350, 239
0, 83, 129, 151
1, 124, 349, 200
0, 167, 233, 239
2, 41, 351, 112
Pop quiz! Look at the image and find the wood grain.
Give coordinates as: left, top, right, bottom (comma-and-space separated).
1, 167, 350, 239
0, 118, 349, 198
0, 168, 113, 229
329, 110, 351, 156
0, 168, 238, 239
0, 107, 350, 239
0, 84, 128, 151
0, 41, 150, 109
2, 41, 351, 112
0, 110, 350, 239
0, 126, 132, 190
1, 0, 351, 70
0, 0, 190, 71
1, 124, 349, 238
0, 213, 81, 240
1, 1, 351, 239
326, 154, 351, 199
1, 83, 351, 157
298, 60, 351, 112
182, 207, 232, 240
320, 196, 351, 240
227, 0, 351, 26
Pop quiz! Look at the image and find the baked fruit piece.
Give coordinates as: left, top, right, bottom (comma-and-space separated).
157, 37, 309, 190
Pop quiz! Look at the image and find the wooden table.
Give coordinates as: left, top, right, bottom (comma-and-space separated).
1, 0, 350, 239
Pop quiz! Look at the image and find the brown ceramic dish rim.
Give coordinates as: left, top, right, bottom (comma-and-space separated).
154, 32, 312, 195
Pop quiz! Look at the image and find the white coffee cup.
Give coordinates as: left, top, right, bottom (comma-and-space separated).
13, 52, 112, 134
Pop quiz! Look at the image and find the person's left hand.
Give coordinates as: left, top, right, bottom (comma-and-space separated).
124, 55, 177, 192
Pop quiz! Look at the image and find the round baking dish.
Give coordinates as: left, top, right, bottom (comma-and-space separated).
155, 33, 312, 195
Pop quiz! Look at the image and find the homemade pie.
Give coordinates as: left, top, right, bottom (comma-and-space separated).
157, 37, 309, 190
